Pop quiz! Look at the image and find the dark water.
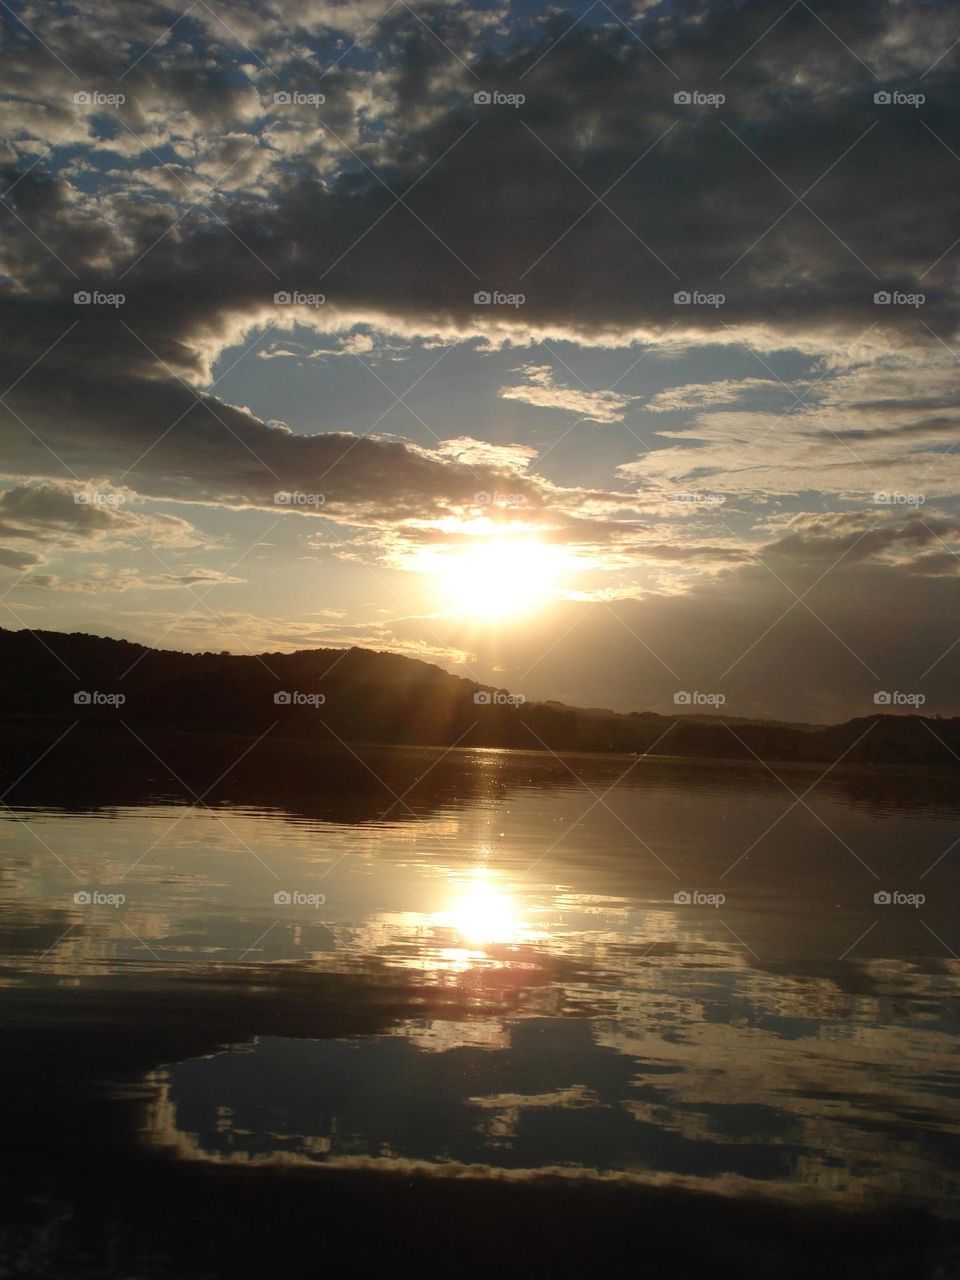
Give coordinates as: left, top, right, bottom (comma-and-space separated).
1, 734, 959, 1276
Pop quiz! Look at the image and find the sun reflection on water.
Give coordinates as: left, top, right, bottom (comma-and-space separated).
438, 868, 523, 948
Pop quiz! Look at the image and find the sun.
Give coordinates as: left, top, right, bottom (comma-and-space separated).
438, 536, 563, 618
438, 869, 523, 947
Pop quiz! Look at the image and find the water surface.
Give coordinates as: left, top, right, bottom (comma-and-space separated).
2, 739, 959, 1211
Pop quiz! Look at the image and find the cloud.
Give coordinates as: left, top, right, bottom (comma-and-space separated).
1, 1, 957, 526
3, 1, 959, 348
499, 364, 637, 423
0, 547, 41, 570
432, 436, 539, 472
0, 480, 210, 583
257, 346, 302, 361
18, 565, 246, 593
0, 358, 557, 521
762, 510, 960, 575
384, 556, 960, 722
646, 377, 797, 413
0, 481, 204, 545
618, 350, 960, 504
1, 0, 959, 722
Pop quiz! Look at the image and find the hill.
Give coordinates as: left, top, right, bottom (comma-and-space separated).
0, 627, 957, 767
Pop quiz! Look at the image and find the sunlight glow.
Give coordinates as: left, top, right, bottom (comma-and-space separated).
439, 869, 522, 947
437, 536, 565, 618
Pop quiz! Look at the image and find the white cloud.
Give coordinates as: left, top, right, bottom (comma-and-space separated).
499, 364, 637, 424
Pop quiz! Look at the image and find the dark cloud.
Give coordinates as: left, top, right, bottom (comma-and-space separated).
0, 360, 554, 519
0, 481, 206, 585
763, 511, 960, 572
3, 0, 957, 519
0, 547, 40, 570
403, 553, 960, 722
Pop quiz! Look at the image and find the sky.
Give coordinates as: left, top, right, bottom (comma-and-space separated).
1, 0, 959, 723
